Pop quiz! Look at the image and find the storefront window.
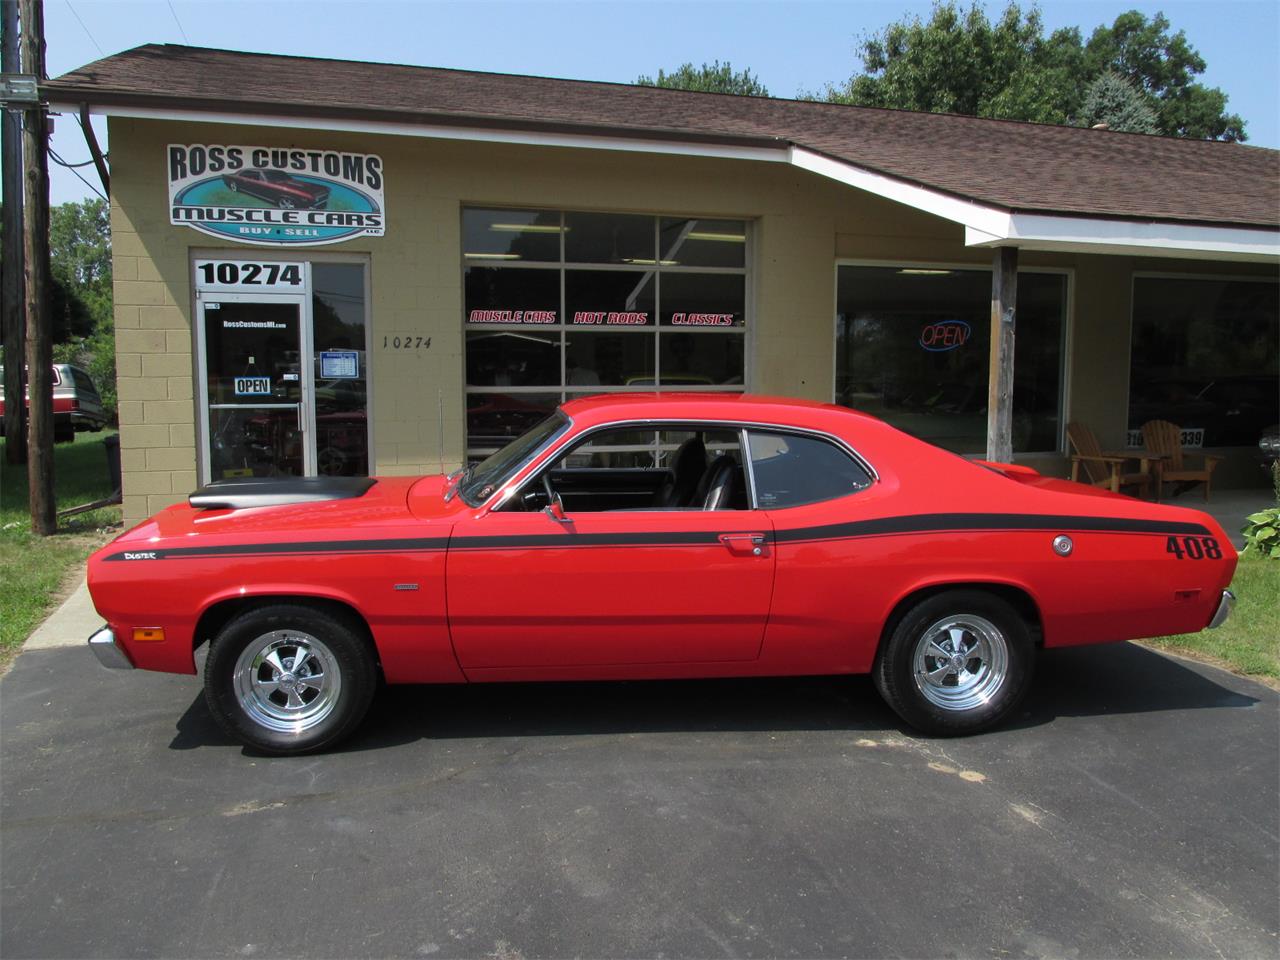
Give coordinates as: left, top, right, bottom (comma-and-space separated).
462, 209, 749, 458
835, 265, 1066, 454
312, 262, 369, 476
1127, 276, 1279, 448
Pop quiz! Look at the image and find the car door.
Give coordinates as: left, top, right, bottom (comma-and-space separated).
445, 426, 775, 672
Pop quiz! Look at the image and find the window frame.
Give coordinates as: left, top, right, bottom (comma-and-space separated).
463, 207, 754, 460
1126, 270, 1280, 449
189, 248, 374, 485
488, 417, 877, 514
832, 258, 1074, 457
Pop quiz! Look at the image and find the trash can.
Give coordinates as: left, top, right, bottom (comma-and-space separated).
103, 433, 121, 493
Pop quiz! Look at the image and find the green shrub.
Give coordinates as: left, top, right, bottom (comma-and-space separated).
1242, 508, 1280, 559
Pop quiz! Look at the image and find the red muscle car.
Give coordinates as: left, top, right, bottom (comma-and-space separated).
222, 169, 330, 210
86, 395, 1237, 754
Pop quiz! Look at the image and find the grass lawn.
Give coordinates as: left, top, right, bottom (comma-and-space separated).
0, 430, 122, 667
1148, 553, 1280, 683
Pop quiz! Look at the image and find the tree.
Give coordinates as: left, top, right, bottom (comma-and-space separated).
50, 198, 111, 326
636, 60, 769, 97
817, 2, 1246, 141
47, 199, 116, 419
1080, 70, 1158, 135
1083, 10, 1245, 141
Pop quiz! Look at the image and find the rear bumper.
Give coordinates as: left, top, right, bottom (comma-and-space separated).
1208, 590, 1236, 630
88, 626, 134, 669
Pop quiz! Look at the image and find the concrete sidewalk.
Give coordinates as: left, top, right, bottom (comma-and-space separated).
24, 575, 100, 651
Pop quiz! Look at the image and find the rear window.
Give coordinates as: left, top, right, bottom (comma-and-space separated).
748, 430, 873, 508
71, 369, 97, 396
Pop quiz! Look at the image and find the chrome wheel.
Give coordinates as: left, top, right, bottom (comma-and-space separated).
912, 614, 1009, 712
232, 630, 342, 734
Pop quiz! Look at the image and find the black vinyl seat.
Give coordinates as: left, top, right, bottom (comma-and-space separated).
656, 437, 706, 507
695, 455, 740, 510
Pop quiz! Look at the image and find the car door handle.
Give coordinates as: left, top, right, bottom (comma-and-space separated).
719, 533, 767, 556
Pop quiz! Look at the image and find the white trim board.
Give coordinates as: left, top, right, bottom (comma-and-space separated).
58, 101, 1279, 263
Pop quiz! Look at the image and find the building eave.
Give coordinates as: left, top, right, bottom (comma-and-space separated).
51, 94, 1280, 263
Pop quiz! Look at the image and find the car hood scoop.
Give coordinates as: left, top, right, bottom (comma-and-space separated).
189, 476, 376, 510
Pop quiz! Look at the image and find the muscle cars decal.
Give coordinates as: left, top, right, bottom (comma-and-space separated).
102, 513, 1212, 561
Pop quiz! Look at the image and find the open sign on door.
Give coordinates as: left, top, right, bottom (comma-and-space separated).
234, 377, 272, 396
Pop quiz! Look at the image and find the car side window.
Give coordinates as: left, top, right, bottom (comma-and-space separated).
510, 425, 749, 512
747, 430, 872, 508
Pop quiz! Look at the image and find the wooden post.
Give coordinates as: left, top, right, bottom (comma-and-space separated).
986, 246, 1018, 464
2, 0, 26, 465
20, 0, 53, 534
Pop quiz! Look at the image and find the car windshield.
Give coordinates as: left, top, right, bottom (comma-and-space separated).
262, 170, 292, 182
459, 411, 570, 506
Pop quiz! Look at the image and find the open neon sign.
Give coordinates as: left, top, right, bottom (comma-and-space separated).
919, 319, 971, 352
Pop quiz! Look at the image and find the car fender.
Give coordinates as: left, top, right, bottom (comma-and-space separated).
875, 573, 1045, 649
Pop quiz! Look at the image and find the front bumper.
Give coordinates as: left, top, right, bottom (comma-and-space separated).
88, 626, 134, 669
1208, 590, 1236, 630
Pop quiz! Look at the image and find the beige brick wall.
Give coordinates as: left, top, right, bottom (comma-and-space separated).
109, 116, 1276, 524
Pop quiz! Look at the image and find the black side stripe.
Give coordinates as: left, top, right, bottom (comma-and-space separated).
102, 513, 1211, 562
773, 512, 1212, 544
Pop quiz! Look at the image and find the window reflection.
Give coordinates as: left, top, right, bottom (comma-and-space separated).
1128, 277, 1278, 447
836, 266, 1065, 454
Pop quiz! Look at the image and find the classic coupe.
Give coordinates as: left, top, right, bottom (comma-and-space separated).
86, 395, 1236, 754
221, 169, 330, 210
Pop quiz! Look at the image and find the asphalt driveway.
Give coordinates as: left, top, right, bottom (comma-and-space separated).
2, 642, 1276, 959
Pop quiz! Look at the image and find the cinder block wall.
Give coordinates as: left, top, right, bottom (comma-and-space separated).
108, 117, 1276, 525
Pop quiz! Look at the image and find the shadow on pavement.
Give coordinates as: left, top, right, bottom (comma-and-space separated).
169, 640, 1261, 755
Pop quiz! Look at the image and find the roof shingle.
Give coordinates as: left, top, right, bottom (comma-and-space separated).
45, 44, 1280, 229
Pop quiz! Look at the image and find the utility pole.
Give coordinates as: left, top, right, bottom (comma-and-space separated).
20, 0, 52, 533
2, 0, 27, 465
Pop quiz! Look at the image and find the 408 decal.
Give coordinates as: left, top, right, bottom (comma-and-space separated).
1166, 535, 1221, 560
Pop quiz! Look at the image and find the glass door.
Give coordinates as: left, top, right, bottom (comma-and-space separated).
199, 296, 313, 481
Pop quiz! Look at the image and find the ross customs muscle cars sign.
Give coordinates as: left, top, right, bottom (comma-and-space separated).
167, 144, 385, 246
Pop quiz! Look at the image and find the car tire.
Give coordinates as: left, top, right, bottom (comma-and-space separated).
54, 423, 75, 444
226, 180, 238, 192
873, 589, 1034, 736
204, 603, 378, 755
277, 197, 296, 210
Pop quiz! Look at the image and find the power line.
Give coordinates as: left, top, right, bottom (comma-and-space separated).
166, 0, 190, 44
48, 149, 100, 169
48, 147, 106, 200
63, 0, 104, 56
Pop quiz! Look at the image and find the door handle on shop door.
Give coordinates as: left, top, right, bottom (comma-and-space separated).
719, 533, 767, 556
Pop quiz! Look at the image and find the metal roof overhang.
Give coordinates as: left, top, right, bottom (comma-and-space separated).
47, 89, 1280, 264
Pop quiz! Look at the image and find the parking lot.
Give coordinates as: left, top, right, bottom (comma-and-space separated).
2, 641, 1277, 958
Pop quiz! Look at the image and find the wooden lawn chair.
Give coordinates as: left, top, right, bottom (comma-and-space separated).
1066, 422, 1155, 498
1140, 419, 1222, 502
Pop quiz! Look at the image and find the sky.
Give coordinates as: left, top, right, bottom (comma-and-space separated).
21, 0, 1280, 206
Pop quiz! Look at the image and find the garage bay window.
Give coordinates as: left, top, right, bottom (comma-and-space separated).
463, 208, 749, 458
1127, 276, 1278, 448
835, 265, 1067, 455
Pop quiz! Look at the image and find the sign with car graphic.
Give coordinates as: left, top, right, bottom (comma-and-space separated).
167, 144, 385, 246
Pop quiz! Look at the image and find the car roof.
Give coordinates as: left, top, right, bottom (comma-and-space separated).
558, 392, 886, 432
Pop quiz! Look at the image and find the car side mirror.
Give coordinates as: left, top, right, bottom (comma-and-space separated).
542, 473, 570, 524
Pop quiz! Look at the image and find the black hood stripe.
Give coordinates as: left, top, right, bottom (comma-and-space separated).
101, 512, 1211, 562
